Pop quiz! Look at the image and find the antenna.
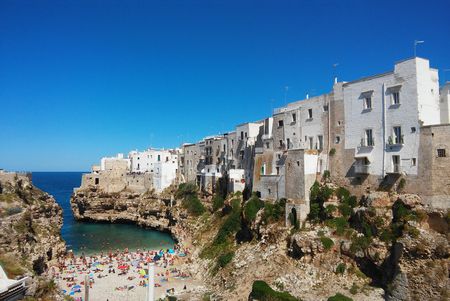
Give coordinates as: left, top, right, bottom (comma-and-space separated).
414, 40, 424, 57
284, 86, 289, 104
333, 63, 339, 84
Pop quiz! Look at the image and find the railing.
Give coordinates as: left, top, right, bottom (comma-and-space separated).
354, 164, 371, 174
388, 135, 404, 145
360, 138, 375, 147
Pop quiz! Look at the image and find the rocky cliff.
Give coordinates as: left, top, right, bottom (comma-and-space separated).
69, 182, 449, 301
70, 188, 183, 239
0, 173, 66, 299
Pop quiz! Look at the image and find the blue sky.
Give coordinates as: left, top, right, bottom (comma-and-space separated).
1, 0, 449, 171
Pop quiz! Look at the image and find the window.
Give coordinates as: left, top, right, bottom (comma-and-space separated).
287, 138, 290, 149
392, 155, 400, 173
393, 126, 402, 144
279, 140, 283, 147
277, 154, 281, 159
276, 167, 280, 175
317, 135, 323, 150
411, 158, 417, 166
364, 97, 372, 110
308, 109, 313, 119
323, 104, 329, 112
278, 120, 284, 127
365, 129, 374, 146
245, 132, 248, 138
392, 91, 400, 105
261, 164, 265, 175
296, 161, 300, 167
309, 137, 314, 149
437, 149, 446, 157
240, 131, 244, 140
266, 142, 270, 149
292, 113, 296, 122
335, 136, 341, 144
157, 155, 161, 161
411, 127, 416, 133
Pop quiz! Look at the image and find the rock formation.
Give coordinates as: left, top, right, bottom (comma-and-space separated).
0, 173, 66, 299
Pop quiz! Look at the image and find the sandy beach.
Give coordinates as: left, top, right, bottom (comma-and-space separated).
48, 244, 200, 301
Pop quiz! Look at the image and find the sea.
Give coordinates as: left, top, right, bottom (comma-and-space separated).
32, 172, 175, 255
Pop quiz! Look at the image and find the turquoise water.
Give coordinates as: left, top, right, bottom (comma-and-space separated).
32, 172, 175, 255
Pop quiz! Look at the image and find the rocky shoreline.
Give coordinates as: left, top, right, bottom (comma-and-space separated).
69, 183, 449, 301
0, 173, 66, 299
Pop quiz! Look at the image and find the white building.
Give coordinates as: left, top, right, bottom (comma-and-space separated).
344, 57, 441, 177
128, 148, 179, 192
440, 82, 450, 124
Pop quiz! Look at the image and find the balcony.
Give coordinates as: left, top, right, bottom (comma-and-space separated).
387, 135, 404, 147
388, 164, 402, 174
255, 147, 264, 154
354, 164, 371, 174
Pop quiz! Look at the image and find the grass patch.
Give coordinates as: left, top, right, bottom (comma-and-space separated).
320, 236, 334, 250
244, 194, 264, 221
250, 280, 300, 301
327, 293, 353, 301
0, 254, 26, 278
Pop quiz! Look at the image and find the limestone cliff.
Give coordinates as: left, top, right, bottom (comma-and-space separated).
0, 173, 66, 299
70, 188, 182, 239
69, 182, 449, 301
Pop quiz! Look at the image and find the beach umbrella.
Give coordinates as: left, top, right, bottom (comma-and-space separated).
69, 292, 75, 296
73, 285, 82, 289
168, 249, 174, 254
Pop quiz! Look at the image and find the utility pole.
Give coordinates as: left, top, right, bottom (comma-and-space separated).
414, 40, 424, 57
147, 263, 155, 301
84, 274, 89, 301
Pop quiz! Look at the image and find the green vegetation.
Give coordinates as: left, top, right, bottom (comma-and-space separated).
308, 181, 333, 222
329, 148, 336, 156
250, 280, 300, 301
212, 194, 225, 212
176, 183, 205, 216
217, 251, 234, 268
320, 236, 334, 250
263, 198, 286, 223
0, 254, 25, 278
327, 293, 353, 301
323, 170, 331, 181
350, 235, 372, 253
349, 283, 359, 295
326, 217, 349, 236
335, 263, 346, 274
244, 193, 264, 221
214, 201, 241, 244
397, 178, 406, 192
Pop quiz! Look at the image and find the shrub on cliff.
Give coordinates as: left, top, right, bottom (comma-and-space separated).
308, 181, 333, 222
320, 236, 334, 250
217, 251, 234, 268
175, 183, 197, 199
183, 195, 205, 216
244, 193, 264, 221
212, 194, 225, 212
214, 201, 241, 245
250, 280, 300, 301
263, 198, 286, 223
327, 293, 353, 301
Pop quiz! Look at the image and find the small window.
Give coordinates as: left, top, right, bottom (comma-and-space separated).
287, 138, 290, 149
308, 109, 313, 119
411, 158, 416, 166
323, 104, 329, 112
266, 142, 270, 149
278, 120, 284, 127
276, 167, 280, 175
240, 131, 244, 140
292, 113, 296, 122
335, 136, 341, 144
245, 132, 248, 138
337, 120, 342, 126
364, 97, 372, 110
437, 149, 446, 157
279, 140, 283, 147
365, 129, 374, 146
411, 127, 416, 133
392, 92, 400, 105
296, 161, 300, 166
268, 188, 271, 194
277, 154, 281, 159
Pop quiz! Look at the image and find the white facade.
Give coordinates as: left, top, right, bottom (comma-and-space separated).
440, 83, 450, 123
344, 57, 440, 177
128, 148, 179, 192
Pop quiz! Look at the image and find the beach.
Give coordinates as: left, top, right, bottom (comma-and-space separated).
49, 244, 200, 301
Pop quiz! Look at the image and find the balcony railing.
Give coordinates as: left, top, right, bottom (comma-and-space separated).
360, 138, 375, 148
388, 135, 404, 146
354, 164, 371, 174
